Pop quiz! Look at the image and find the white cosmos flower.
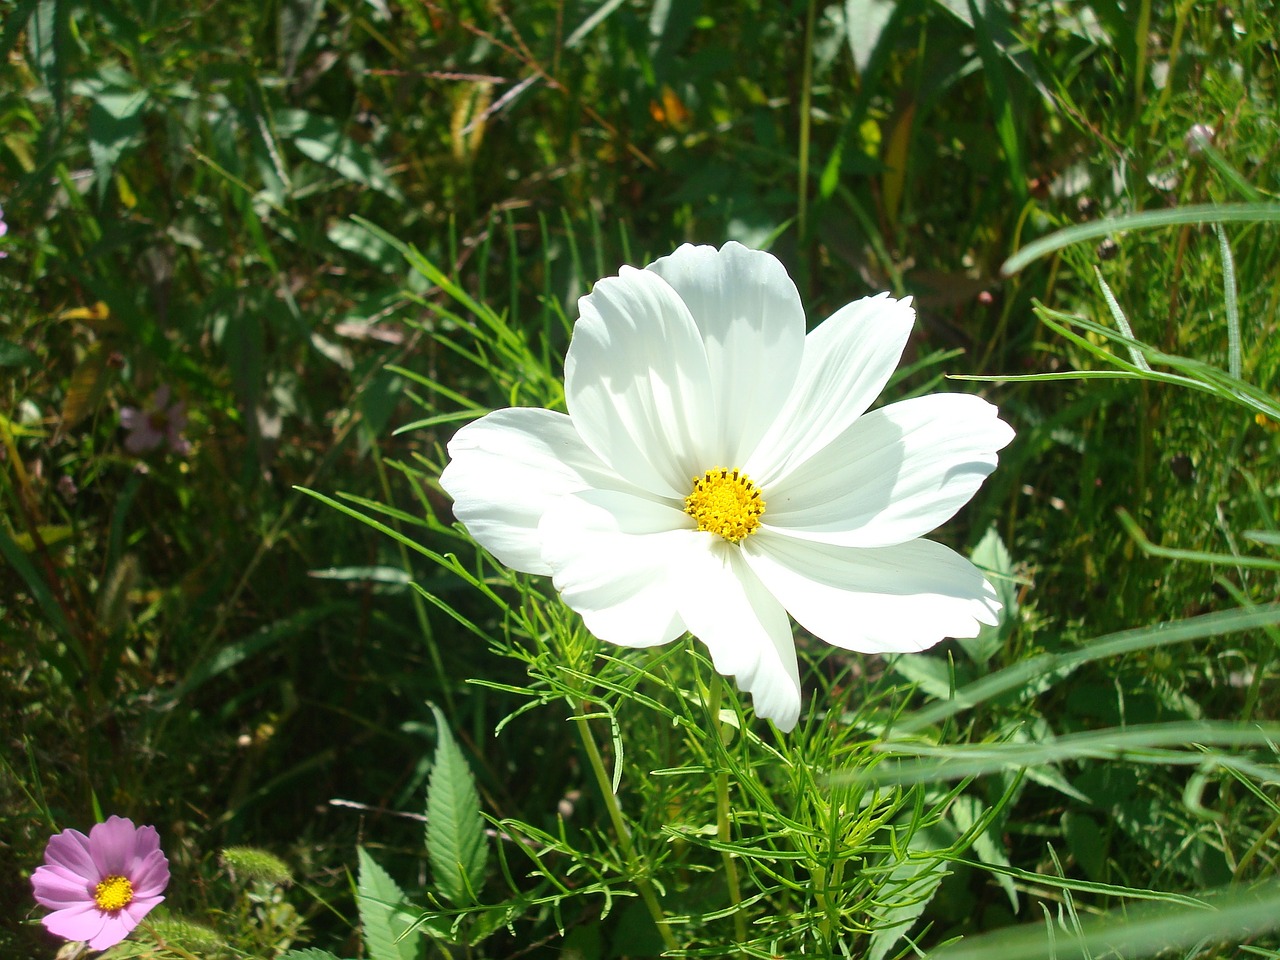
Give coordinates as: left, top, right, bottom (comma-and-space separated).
440, 241, 1014, 732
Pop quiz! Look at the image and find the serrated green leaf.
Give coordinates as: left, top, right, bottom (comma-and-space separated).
425, 703, 488, 905
357, 846, 423, 960
279, 950, 351, 960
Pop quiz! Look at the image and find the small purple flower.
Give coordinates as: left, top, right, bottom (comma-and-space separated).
120, 385, 191, 455
31, 815, 171, 950
0, 203, 8, 258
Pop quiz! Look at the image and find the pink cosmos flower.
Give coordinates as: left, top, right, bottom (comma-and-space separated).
120, 385, 191, 455
0, 203, 8, 258
31, 815, 170, 950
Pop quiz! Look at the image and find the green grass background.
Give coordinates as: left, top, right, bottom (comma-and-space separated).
2, 0, 1278, 957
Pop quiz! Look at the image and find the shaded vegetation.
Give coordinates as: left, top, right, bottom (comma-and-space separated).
2, 0, 1278, 957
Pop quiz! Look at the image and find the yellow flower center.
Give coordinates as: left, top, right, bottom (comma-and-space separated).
684, 467, 765, 543
93, 875, 134, 912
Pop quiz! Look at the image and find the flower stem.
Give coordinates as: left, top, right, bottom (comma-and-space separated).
572, 702, 678, 954
797, 0, 817, 241
707, 673, 749, 947
140, 920, 203, 960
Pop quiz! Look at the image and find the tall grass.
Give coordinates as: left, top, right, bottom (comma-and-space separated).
2, 1, 1277, 957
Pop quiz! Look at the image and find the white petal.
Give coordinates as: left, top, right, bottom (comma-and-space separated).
764, 393, 1014, 547
745, 534, 1000, 654
440, 408, 629, 575
646, 242, 806, 465
674, 540, 803, 731
565, 266, 715, 497
540, 489, 691, 648
747, 293, 915, 485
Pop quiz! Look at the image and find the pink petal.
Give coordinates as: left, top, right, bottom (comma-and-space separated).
43, 902, 109, 945
88, 912, 139, 950
130, 848, 171, 897
130, 824, 162, 863
88, 816, 139, 877
43, 829, 97, 882
124, 894, 164, 923
31, 865, 92, 906
38, 864, 94, 890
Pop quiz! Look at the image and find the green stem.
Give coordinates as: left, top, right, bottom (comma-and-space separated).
797, 0, 816, 241
711, 680, 747, 952
706, 674, 749, 947
1131, 0, 1152, 125
811, 863, 833, 944
140, 920, 203, 960
572, 702, 679, 954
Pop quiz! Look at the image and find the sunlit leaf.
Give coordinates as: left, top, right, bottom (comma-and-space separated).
425, 703, 488, 906
357, 847, 423, 960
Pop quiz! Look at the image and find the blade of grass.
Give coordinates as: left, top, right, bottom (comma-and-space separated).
891, 603, 1280, 735
1216, 224, 1242, 379
1002, 203, 1280, 275
931, 881, 1280, 960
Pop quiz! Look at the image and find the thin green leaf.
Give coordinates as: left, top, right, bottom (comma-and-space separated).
893, 603, 1280, 734
969, 0, 1026, 207
0, 0, 38, 61
1216, 224, 1242, 379
1117, 509, 1279, 571
1093, 266, 1151, 371
565, 0, 628, 48
868, 854, 949, 960
932, 881, 1280, 960
857, 721, 1280, 788
1001, 203, 1280, 275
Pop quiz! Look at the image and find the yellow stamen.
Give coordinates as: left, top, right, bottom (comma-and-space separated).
93, 875, 134, 912
684, 467, 765, 543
